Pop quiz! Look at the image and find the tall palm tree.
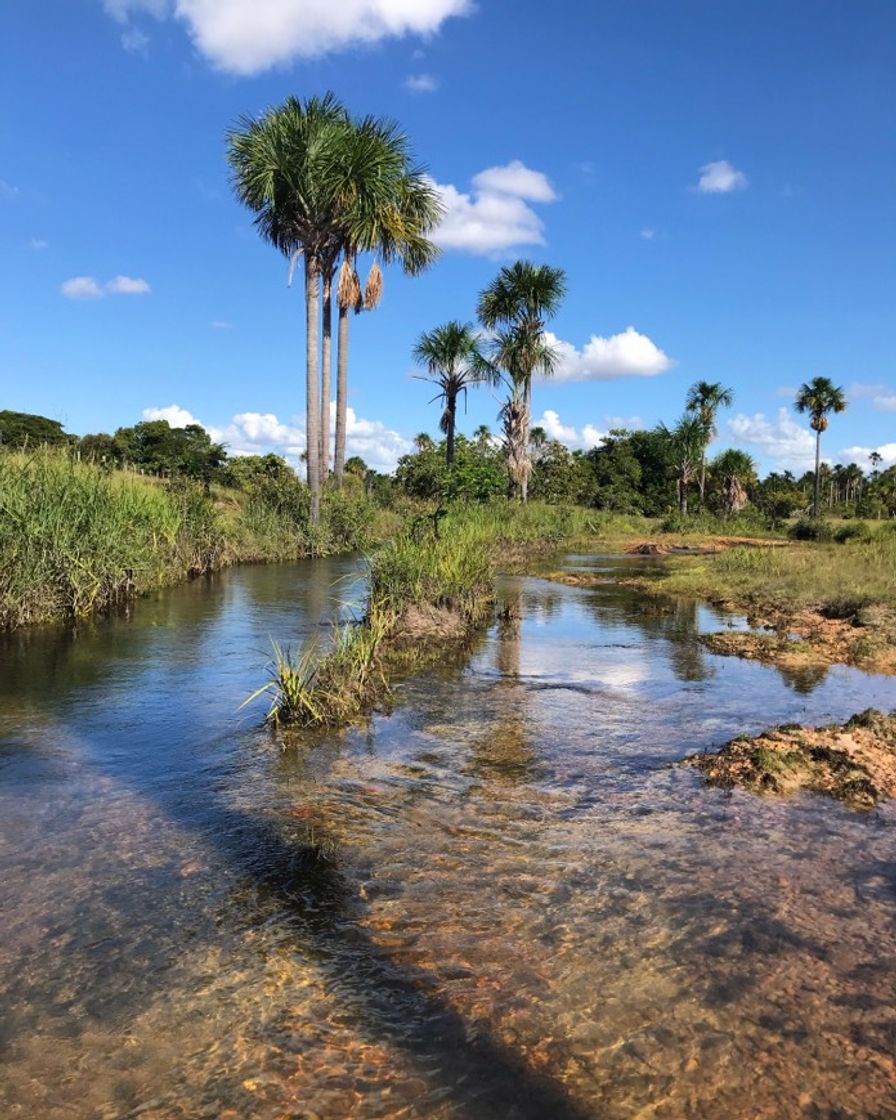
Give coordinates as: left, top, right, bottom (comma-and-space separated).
685, 380, 734, 504
227, 93, 347, 524
329, 118, 442, 485
413, 321, 491, 465
870, 450, 883, 476
477, 261, 567, 502
794, 377, 848, 517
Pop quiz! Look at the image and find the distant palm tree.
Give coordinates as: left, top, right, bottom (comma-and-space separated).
794, 377, 848, 516
870, 450, 883, 476
711, 448, 756, 516
413, 321, 491, 465
685, 380, 734, 504
477, 261, 567, 501
414, 432, 435, 452
227, 93, 347, 523
330, 119, 442, 485
660, 415, 706, 515
473, 424, 493, 448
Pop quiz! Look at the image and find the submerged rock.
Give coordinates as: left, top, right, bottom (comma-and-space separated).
685, 709, 896, 808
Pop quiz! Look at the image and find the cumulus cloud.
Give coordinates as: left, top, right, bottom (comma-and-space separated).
695, 159, 748, 194
842, 443, 896, 466
471, 161, 557, 203
61, 274, 151, 298
534, 410, 606, 451
104, 0, 471, 73
405, 73, 438, 92
141, 402, 411, 472
430, 161, 558, 255
106, 274, 151, 294
543, 326, 675, 382
728, 408, 817, 470
142, 404, 203, 427
61, 276, 104, 300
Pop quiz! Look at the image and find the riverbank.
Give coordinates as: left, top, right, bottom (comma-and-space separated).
685, 709, 896, 808
0, 449, 391, 631
549, 528, 896, 675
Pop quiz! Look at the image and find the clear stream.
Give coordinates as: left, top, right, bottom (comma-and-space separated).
2, 556, 896, 1120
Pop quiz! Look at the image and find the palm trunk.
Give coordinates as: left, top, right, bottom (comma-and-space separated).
446, 396, 457, 466
305, 256, 321, 525
320, 269, 333, 484
679, 475, 688, 515
814, 429, 821, 518
334, 300, 349, 486
699, 448, 707, 504
521, 376, 532, 504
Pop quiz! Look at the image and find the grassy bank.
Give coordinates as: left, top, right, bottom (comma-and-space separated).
0, 449, 388, 630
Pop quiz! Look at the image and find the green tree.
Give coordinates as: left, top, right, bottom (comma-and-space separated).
659, 415, 706, 515
227, 93, 348, 523
710, 448, 756, 516
0, 410, 72, 448
113, 420, 225, 481
413, 321, 491, 465
794, 377, 848, 516
685, 380, 734, 503
477, 261, 567, 502
330, 117, 442, 485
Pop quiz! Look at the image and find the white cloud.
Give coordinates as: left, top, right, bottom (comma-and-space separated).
639, 228, 655, 240
142, 404, 204, 427
103, 0, 168, 21
842, 443, 896, 466
543, 326, 675, 382
695, 159, 748, 194
121, 26, 150, 51
471, 160, 557, 203
107, 274, 151, 294
534, 410, 606, 451
29, 238, 48, 250
728, 408, 818, 470
211, 319, 233, 330
61, 273, 151, 298
61, 276, 104, 300
873, 395, 896, 412
405, 73, 438, 93
1, 178, 20, 200
106, 0, 472, 73
430, 161, 557, 255
141, 402, 411, 472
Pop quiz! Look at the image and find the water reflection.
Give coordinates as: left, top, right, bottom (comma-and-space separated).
2, 555, 896, 1118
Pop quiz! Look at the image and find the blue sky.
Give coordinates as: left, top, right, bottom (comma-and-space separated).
2, 0, 895, 473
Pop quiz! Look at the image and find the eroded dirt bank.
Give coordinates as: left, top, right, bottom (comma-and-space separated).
685, 709, 896, 807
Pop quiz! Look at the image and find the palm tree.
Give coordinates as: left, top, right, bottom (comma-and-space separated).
685, 380, 734, 504
330, 118, 442, 485
660, 415, 706, 515
413, 321, 491, 465
870, 450, 883, 476
794, 377, 848, 517
227, 93, 347, 524
477, 261, 567, 501
711, 448, 756, 516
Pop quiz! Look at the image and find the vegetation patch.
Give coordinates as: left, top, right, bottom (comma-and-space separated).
685, 710, 896, 807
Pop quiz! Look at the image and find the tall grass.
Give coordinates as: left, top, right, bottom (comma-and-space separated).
0, 449, 391, 630
0, 450, 224, 627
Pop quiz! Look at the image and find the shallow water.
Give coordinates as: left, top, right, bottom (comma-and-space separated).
2, 556, 896, 1119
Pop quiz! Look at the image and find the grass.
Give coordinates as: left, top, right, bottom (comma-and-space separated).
0, 448, 391, 630
630, 530, 896, 617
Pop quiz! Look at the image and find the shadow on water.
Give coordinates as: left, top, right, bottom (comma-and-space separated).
0, 563, 591, 1120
